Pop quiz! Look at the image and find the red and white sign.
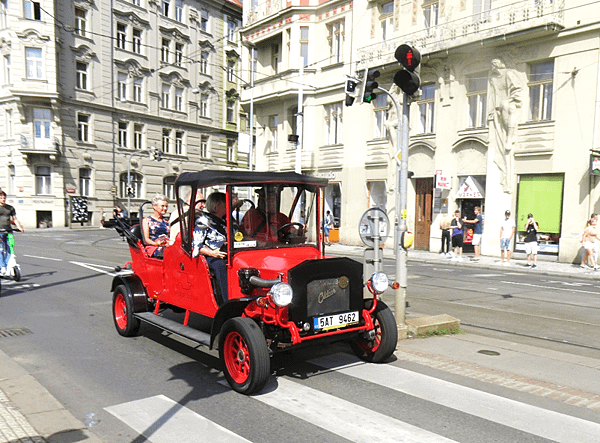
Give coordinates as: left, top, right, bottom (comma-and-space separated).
435, 173, 451, 189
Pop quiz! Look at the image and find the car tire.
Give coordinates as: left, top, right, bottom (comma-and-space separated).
112, 285, 141, 337
219, 317, 270, 395
350, 300, 397, 363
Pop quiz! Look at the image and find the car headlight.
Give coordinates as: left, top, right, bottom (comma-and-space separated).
369, 272, 389, 294
270, 282, 293, 307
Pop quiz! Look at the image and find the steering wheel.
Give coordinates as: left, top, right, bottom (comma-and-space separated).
276, 222, 305, 243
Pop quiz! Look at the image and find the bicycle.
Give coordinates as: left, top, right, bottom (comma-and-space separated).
0, 228, 21, 282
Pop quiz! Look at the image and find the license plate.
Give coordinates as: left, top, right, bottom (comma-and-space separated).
313, 311, 359, 331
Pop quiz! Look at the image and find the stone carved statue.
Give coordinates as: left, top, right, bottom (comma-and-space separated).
488, 59, 522, 193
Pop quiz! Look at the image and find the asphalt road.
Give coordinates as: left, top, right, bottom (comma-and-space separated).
0, 229, 598, 443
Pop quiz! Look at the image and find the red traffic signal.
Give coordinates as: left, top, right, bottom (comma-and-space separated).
394, 44, 421, 71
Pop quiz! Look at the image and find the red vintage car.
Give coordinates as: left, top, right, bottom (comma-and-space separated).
111, 170, 397, 394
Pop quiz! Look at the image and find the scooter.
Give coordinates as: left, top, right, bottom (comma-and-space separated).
0, 229, 21, 282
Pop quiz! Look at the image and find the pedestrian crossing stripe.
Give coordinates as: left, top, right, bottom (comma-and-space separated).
308, 353, 600, 443
105, 354, 600, 443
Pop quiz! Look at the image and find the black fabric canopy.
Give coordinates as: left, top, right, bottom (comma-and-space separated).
175, 170, 328, 190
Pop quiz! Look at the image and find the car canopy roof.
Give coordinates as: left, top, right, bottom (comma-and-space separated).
175, 170, 328, 190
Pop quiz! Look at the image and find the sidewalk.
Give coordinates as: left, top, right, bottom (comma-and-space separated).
1, 245, 599, 442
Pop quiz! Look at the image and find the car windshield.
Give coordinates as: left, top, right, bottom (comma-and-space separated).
233, 184, 317, 250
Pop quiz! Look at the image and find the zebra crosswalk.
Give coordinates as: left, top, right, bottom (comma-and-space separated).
105, 353, 600, 443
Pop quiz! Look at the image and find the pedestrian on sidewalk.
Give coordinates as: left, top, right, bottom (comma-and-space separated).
499, 210, 516, 265
450, 210, 463, 262
463, 206, 484, 261
524, 213, 539, 268
580, 217, 600, 270
439, 211, 452, 256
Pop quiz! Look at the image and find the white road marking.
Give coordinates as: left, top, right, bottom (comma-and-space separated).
253, 378, 458, 443
502, 280, 600, 295
22, 254, 63, 261
308, 353, 600, 443
105, 395, 251, 443
69, 261, 116, 276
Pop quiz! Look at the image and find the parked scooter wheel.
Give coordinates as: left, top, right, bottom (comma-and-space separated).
13, 266, 20, 282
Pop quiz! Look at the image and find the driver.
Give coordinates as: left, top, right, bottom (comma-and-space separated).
241, 186, 291, 242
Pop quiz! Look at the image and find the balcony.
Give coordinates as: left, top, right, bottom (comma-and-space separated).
357, 0, 564, 69
245, 0, 284, 26
20, 134, 61, 161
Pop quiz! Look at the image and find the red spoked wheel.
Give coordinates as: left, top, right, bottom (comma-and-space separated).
350, 300, 397, 363
219, 317, 269, 395
112, 285, 141, 337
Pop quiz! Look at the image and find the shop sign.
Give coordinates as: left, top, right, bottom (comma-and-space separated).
590, 154, 600, 176
455, 176, 484, 199
435, 173, 451, 189
66, 188, 76, 194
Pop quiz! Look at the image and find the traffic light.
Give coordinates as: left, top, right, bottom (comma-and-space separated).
361, 69, 380, 104
150, 147, 163, 161
126, 186, 134, 197
393, 44, 421, 95
344, 77, 358, 107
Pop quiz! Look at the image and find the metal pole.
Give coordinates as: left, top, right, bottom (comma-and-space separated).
127, 155, 131, 217
295, 57, 304, 174
249, 46, 255, 172
395, 93, 410, 325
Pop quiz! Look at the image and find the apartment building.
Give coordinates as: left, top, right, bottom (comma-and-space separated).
240, 0, 600, 263
0, 0, 243, 228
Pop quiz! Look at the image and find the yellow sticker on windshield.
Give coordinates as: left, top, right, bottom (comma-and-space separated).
234, 231, 244, 241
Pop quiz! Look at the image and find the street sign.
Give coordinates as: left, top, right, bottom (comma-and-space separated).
358, 208, 390, 247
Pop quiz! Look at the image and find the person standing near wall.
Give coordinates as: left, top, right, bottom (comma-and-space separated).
524, 213, 539, 269
499, 210, 516, 265
439, 211, 452, 256
450, 210, 464, 262
463, 206, 484, 261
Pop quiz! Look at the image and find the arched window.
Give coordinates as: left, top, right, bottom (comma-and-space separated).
163, 176, 176, 199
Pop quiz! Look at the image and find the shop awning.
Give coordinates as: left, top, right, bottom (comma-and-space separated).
455, 176, 485, 199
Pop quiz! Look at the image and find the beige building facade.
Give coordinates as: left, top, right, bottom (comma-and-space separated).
240, 0, 600, 263
0, 0, 244, 228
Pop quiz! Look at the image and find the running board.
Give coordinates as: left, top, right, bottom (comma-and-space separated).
134, 312, 212, 347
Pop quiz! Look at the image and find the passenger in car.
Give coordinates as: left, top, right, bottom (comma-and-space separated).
192, 192, 228, 303
142, 194, 170, 258
241, 186, 291, 242
169, 190, 205, 244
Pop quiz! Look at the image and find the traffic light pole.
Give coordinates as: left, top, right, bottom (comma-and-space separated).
377, 87, 409, 326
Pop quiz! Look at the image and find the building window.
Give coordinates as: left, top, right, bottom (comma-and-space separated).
325, 102, 343, 145
227, 139, 236, 162
417, 84, 435, 134
200, 135, 209, 158
373, 94, 388, 139
200, 94, 208, 117
200, 9, 209, 32
227, 100, 235, 123
162, 128, 171, 153
132, 0, 140, 5
300, 27, 309, 67
79, 168, 92, 196
175, 43, 183, 66
24, 0, 40, 20
5, 109, 12, 139
467, 72, 487, 128
120, 172, 142, 199
116, 23, 126, 49
25, 47, 42, 79
473, 0, 492, 23
132, 28, 142, 53
175, 130, 184, 155
163, 176, 176, 199
227, 60, 235, 82
76, 62, 88, 90
175, 0, 183, 21
8, 165, 15, 195
118, 73, 127, 101
161, 38, 170, 63
327, 20, 344, 65
77, 113, 90, 142
175, 88, 183, 111
271, 43, 279, 74
0, 0, 7, 29
162, 0, 170, 17
529, 60, 553, 122
75, 7, 87, 37
423, 0, 439, 29
35, 166, 51, 195
134, 124, 143, 150
133, 77, 143, 102
200, 51, 209, 74
33, 108, 51, 148
3, 54, 10, 84
380, 1, 393, 41
268, 115, 278, 153
118, 121, 128, 148
228, 19, 236, 41
161, 84, 170, 108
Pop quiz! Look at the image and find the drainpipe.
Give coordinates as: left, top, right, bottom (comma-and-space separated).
590, 33, 600, 215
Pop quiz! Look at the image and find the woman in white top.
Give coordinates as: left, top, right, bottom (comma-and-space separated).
580, 218, 599, 269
